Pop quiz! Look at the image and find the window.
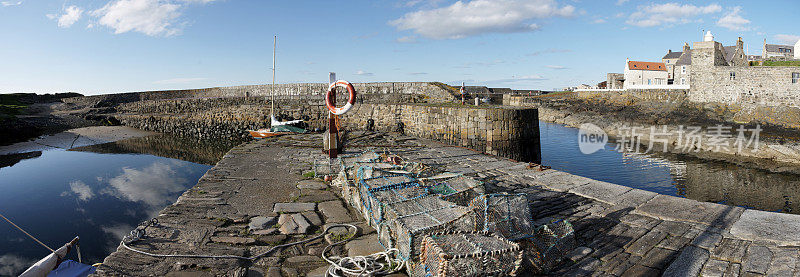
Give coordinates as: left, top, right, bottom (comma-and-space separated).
681, 78, 686, 85
648, 79, 652, 85
681, 66, 686, 74
793, 72, 799, 84
730, 72, 736, 80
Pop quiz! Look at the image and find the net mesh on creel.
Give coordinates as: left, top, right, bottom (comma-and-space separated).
526, 219, 576, 273
469, 193, 535, 241
419, 231, 523, 277
376, 195, 475, 261
426, 175, 486, 206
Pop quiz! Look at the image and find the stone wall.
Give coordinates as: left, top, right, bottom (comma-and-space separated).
62, 82, 456, 107
116, 97, 540, 162
691, 40, 800, 106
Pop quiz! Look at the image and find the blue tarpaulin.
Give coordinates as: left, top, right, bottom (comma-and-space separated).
48, 260, 96, 277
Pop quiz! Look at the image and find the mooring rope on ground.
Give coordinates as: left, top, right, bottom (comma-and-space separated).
121, 219, 403, 276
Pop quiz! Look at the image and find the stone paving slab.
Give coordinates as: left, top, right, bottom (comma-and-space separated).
730, 209, 800, 246
94, 132, 800, 276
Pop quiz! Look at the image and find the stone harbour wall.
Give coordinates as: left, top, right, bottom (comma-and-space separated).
117, 97, 540, 162
62, 82, 456, 107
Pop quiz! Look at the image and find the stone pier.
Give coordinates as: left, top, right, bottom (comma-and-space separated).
94, 132, 800, 276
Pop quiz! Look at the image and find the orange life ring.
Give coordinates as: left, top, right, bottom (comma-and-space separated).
326, 80, 356, 115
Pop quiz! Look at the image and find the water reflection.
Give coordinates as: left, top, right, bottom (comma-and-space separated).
540, 121, 800, 215
0, 133, 234, 276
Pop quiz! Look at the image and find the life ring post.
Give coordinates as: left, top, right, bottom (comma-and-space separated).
324, 80, 356, 158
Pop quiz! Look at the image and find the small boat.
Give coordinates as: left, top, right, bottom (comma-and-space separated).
19, 236, 96, 277
248, 129, 290, 139
247, 36, 307, 140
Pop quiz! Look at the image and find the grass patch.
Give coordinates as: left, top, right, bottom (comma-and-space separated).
755, 60, 800, 67
0, 104, 27, 115
302, 171, 315, 178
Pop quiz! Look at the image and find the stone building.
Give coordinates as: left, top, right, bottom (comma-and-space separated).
662, 43, 691, 84
689, 37, 800, 105
607, 73, 624, 89
762, 39, 795, 61
623, 59, 668, 87
665, 33, 746, 87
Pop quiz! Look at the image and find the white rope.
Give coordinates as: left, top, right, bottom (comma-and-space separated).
119, 220, 358, 262
120, 218, 404, 276
323, 247, 405, 277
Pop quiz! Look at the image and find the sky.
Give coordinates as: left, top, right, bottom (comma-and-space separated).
0, 0, 798, 95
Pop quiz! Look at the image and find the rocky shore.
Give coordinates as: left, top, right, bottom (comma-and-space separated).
526, 95, 800, 174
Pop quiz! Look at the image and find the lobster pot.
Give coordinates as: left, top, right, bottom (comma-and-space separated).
468, 193, 535, 241
528, 220, 576, 272
341, 180, 361, 209
418, 231, 523, 277
382, 196, 475, 260
364, 184, 428, 227
339, 150, 381, 167
427, 176, 485, 206
353, 175, 416, 226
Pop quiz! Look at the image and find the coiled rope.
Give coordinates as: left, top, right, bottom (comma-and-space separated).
120, 219, 404, 276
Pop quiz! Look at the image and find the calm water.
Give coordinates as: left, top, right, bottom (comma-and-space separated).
0, 134, 237, 276
539, 121, 800, 215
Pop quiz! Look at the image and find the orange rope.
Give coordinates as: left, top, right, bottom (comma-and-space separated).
334, 114, 342, 132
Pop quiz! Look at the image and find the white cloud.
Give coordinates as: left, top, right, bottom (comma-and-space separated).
390, 0, 575, 39
153, 77, 207, 84
545, 65, 567, 69
489, 74, 547, 84
69, 180, 95, 201
626, 3, 721, 28
92, 0, 183, 37
616, 0, 628, 5
592, 18, 606, 24
527, 48, 570, 56
0, 254, 35, 276
774, 34, 800, 45
355, 70, 374, 76
50, 5, 83, 28
103, 162, 187, 214
716, 6, 750, 31
179, 0, 216, 3
396, 35, 418, 43
1, 1, 21, 7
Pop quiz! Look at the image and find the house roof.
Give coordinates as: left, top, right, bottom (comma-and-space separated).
662, 51, 683, 59
723, 46, 737, 63
765, 44, 794, 53
676, 50, 692, 66
628, 61, 667, 71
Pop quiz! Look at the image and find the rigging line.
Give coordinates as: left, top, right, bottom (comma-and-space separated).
0, 211, 55, 252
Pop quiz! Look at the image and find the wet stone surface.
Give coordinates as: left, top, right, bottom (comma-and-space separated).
93, 132, 800, 276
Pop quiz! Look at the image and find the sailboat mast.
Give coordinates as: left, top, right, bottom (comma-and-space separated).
271, 35, 276, 116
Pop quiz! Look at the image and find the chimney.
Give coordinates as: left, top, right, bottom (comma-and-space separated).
669, 49, 672, 53
683, 42, 690, 52
737, 37, 743, 49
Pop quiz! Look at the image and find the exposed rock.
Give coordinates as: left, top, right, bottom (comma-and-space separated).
210, 236, 255, 245
273, 202, 316, 213
318, 201, 352, 223
297, 180, 328, 190
248, 216, 277, 232
278, 213, 311, 234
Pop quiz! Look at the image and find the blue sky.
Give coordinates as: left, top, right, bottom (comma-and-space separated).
0, 0, 797, 95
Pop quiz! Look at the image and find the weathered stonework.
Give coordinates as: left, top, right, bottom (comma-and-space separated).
691, 40, 800, 106
115, 97, 540, 162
